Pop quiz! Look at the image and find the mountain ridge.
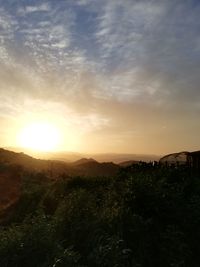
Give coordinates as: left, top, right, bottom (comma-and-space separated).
4, 147, 160, 163
0, 148, 119, 178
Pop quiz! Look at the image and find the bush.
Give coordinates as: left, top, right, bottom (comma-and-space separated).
0, 167, 200, 266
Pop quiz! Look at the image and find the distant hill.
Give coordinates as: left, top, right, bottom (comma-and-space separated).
0, 148, 119, 178
72, 158, 97, 166
4, 147, 83, 162
0, 148, 69, 175
86, 153, 160, 163
4, 147, 160, 163
0, 149, 121, 219
118, 160, 140, 167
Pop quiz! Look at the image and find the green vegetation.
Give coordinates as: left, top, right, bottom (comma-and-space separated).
0, 165, 200, 266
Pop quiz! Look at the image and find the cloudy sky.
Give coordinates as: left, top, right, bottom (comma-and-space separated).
0, 0, 200, 155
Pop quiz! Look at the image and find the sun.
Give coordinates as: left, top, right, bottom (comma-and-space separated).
18, 122, 61, 152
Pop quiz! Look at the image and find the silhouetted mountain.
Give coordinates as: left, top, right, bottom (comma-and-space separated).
4, 147, 83, 162
4, 147, 160, 163
0, 148, 69, 175
0, 149, 121, 218
0, 148, 119, 178
118, 160, 140, 167
72, 158, 97, 166
87, 153, 160, 163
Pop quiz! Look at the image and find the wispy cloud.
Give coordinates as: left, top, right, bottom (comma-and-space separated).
0, 0, 200, 153
18, 3, 50, 15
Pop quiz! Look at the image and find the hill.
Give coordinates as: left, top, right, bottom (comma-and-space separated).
118, 160, 140, 167
0, 148, 120, 220
0, 148, 119, 178
159, 150, 200, 169
4, 147, 160, 163
72, 158, 97, 166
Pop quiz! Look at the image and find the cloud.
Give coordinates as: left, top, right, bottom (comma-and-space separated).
92, 0, 200, 108
18, 3, 50, 15
1, 0, 200, 109
96, 1, 164, 58
0, 0, 200, 153
0, 7, 18, 43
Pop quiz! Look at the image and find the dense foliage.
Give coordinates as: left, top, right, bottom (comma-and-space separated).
0, 165, 200, 266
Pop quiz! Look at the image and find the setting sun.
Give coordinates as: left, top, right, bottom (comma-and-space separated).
18, 122, 61, 152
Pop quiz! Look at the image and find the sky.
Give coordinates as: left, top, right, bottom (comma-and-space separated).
0, 0, 200, 155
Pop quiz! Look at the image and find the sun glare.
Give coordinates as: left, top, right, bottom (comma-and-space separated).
18, 122, 60, 152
